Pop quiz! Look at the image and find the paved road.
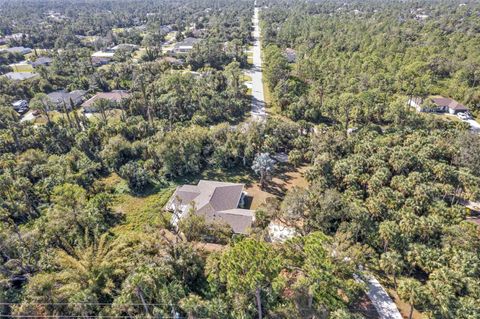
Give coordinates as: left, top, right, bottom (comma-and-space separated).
358, 274, 403, 319
248, 5, 266, 122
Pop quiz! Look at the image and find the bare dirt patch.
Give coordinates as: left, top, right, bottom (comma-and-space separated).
245, 165, 309, 209
387, 288, 423, 319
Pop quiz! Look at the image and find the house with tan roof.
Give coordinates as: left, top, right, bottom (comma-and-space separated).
165, 180, 255, 234
409, 95, 468, 114
81, 90, 131, 113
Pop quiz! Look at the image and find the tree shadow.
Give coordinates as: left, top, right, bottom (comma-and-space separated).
261, 163, 302, 197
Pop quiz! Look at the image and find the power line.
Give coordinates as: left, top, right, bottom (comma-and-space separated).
0, 316, 187, 319
0, 303, 172, 307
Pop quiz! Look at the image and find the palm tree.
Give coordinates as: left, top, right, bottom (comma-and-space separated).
53, 233, 135, 307
30, 93, 53, 124
379, 251, 404, 288
398, 278, 423, 319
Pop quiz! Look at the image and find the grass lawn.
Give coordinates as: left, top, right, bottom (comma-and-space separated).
83, 109, 124, 123
112, 189, 174, 234
246, 88, 252, 96
263, 77, 273, 108
247, 55, 253, 65
162, 44, 176, 54
97, 173, 175, 234
24, 49, 49, 60
243, 74, 252, 82
112, 27, 125, 34
133, 47, 146, 60
10, 63, 34, 72
98, 64, 112, 71
164, 31, 177, 41
34, 111, 68, 124
430, 112, 462, 123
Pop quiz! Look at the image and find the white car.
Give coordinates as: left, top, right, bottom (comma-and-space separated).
457, 112, 472, 120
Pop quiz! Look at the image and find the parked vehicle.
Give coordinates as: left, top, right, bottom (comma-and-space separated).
457, 112, 472, 120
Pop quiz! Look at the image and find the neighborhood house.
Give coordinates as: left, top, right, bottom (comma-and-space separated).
31, 57, 53, 67
172, 37, 201, 55
165, 180, 255, 234
81, 90, 131, 113
110, 44, 138, 51
91, 51, 115, 66
409, 95, 469, 114
47, 90, 87, 110
1, 46, 32, 55
2, 72, 39, 81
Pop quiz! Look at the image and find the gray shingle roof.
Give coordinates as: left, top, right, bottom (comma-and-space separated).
175, 37, 201, 49
47, 90, 87, 108
31, 57, 53, 67
2, 72, 38, 81
168, 180, 254, 234
213, 209, 255, 234
1, 46, 32, 55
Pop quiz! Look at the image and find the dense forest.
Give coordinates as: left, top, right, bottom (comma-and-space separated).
1, 0, 480, 318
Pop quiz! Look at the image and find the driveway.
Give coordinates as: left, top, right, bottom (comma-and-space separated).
355, 273, 403, 319
20, 111, 36, 122
247, 6, 266, 122
465, 118, 480, 132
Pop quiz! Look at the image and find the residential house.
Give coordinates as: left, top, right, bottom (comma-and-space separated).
91, 50, 115, 66
47, 90, 87, 110
159, 56, 184, 67
4, 33, 27, 42
409, 95, 469, 114
159, 25, 173, 34
1, 46, 32, 55
165, 180, 255, 234
31, 57, 53, 67
81, 90, 131, 113
2, 72, 39, 81
171, 37, 201, 55
110, 44, 139, 51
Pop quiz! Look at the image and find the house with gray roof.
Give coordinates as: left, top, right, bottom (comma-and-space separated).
2, 72, 39, 81
31, 56, 53, 67
166, 180, 254, 234
172, 37, 201, 55
1, 46, 32, 55
47, 90, 87, 110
